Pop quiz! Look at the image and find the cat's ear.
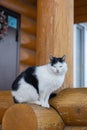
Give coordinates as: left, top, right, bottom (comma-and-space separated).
62, 55, 66, 61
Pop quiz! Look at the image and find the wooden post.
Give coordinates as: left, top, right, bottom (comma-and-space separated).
36, 0, 74, 88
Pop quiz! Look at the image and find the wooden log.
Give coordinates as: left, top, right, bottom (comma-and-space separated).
20, 48, 36, 66
19, 64, 30, 73
50, 88, 87, 126
2, 104, 38, 130
21, 31, 36, 51
74, 0, 87, 23
2, 104, 64, 130
21, 16, 36, 35
65, 126, 87, 130
0, 125, 1, 130
74, 0, 87, 7
0, 0, 36, 20
0, 91, 14, 124
36, 0, 73, 89
20, 0, 37, 6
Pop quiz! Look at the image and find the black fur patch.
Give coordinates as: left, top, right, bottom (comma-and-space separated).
24, 67, 39, 94
12, 67, 39, 94
50, 57, 65, 66
12, 72, 23, 91
13, 96, 19, 103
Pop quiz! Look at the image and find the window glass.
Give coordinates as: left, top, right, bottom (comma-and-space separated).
8, 16, 17, 29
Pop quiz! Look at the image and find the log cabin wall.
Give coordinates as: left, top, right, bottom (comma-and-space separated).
0, 0, 37, 72
0, 0, 74, 90
74, 0, 87, 23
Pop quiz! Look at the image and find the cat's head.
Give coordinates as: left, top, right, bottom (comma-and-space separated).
48, 55, 68, 75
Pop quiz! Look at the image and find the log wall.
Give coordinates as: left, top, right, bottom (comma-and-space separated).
0, 0, 37, 72
74, 0, 87, 23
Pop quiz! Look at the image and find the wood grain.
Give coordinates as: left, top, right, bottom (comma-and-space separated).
36, 0, 74, 89
50, 88, 87, 126
0, 91, 14, 124
65, 126, 87, 130
20, 0, 37, 6
21, 16, 36, 35
20, 64, 30, 72
0, 125, 1, 130
0, 0, 36, 20
2, 104, 64, 130
2, 104, 38, 130
20, 48, 36, 66
74, 0, 87, 23
21, 31, 36, 51
30, 104, 65, 130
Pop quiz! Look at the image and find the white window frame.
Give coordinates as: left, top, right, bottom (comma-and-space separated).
74, 24, 85, 88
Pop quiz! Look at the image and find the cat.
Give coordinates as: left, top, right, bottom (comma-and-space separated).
11, 55, 67, 108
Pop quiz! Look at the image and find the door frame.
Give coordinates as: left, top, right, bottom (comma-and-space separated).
0, 5, 21, 75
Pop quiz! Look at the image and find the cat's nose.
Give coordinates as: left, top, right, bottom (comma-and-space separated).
57, 70, 59, 73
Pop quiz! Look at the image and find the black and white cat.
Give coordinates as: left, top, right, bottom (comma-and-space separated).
11, 55, 67, 108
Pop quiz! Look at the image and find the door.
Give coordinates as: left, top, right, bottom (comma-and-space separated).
0, 6, 20, 90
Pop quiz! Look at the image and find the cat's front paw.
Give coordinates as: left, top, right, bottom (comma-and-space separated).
45, 103, 50, 108
41, 102, 50, 108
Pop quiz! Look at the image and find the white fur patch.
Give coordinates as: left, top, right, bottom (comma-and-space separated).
12, 78, 39, 103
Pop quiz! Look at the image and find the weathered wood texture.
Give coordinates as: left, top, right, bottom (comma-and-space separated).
0, 91, 14, 124
2, 104, 38, 130
20, 0, 37, 6
2, 104, 64, 130
30, 104, 64, 130
0, 0, 36, 20
0, 125, 2, 130
74, 0, 87, 23
50, 88, 87, 126
36, 0, 73, 89
0, 0, 37, 72
1, 89, 87, 129
20, 48, 36, 66
64, 126, 87, 130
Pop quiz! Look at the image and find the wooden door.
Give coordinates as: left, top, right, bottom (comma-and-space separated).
0, 6, 20, 90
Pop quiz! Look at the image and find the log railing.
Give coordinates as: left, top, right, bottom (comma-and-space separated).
1, 88, 87, 130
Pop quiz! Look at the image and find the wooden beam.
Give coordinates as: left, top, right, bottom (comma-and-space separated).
50, 88, 87, 126
65, 126, 87, 130
0, 91, 14, 124
21, 16, 36, 35
74, 0, 87, 23
74, 0, 87, 7
20, 48, 36, 66
0, 0, 36, 20
2, 104, 64, 130
36, 0, 74, 88
20, 0, 37, 6
2, 104, 38, 130
21, 31, 36, 51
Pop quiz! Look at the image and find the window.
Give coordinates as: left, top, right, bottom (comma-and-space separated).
8, 16, 17, 29
74, 23, 87, 87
